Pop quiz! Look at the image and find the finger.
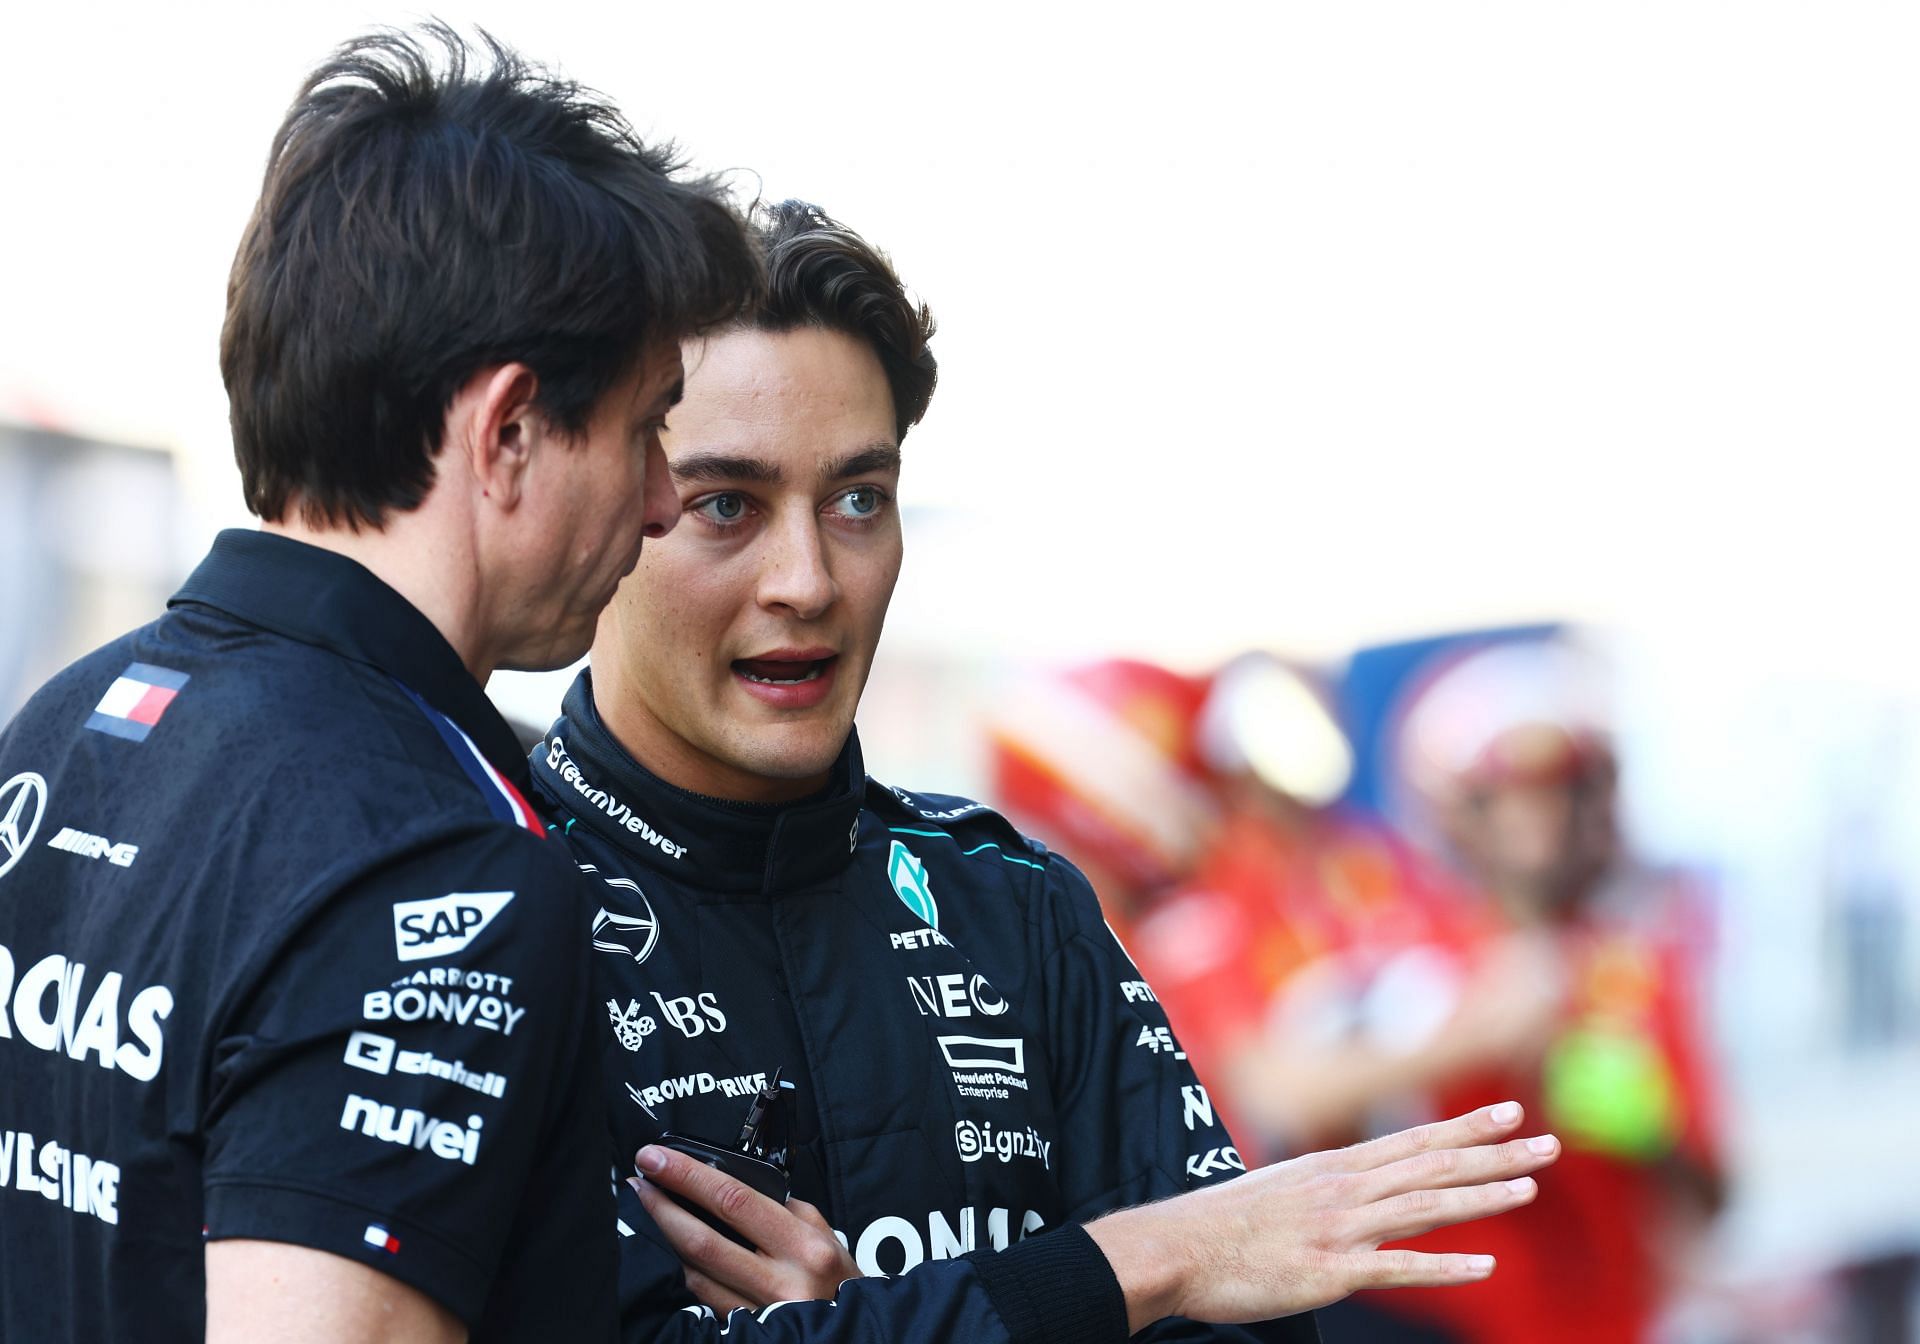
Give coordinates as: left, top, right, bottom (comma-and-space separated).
637, 1144, 789, 1247
1346, 1248, 1498, 1290
630, 1165, 764, 1285
786, 1197, 835, 1236
1361, 1175, 1540, 1244
682, 1264, 755, 1317
1337, 1102, 1526, 1173
1359, 1133, 1560, 1202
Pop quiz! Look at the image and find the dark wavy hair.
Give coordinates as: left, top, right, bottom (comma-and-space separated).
747, 200, 937, 441
222, 23, 761, 528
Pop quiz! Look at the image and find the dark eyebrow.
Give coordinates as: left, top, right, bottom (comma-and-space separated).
827, 443, 902, 481
669, 450, 783, 485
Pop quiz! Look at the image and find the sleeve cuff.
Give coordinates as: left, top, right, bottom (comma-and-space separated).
964, 1223, 1129, 1344
205, 1179, 490, 1327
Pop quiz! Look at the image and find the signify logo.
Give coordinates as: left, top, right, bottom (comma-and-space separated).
339, 1094, 483, 1165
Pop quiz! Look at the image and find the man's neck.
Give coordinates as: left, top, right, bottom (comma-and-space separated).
263, 514, 491, 681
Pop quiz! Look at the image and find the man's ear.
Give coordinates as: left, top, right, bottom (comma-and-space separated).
451, 363, 542, 510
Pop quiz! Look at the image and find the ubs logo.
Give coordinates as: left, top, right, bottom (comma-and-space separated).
0, 772, 48, 880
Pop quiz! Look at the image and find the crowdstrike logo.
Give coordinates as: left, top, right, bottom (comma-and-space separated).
0, 1128, 120, 1225
392, 892, 514, 962
547, 738, 687, 859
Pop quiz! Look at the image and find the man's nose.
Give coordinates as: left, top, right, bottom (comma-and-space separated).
640, 437, 678, 540
757, 513, 838, 620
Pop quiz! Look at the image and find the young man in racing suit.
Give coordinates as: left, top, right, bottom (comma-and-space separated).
531, 202, 1564, 1344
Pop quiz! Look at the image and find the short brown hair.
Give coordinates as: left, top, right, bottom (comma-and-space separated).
746, 200, 936, 441
222, 24, 760, 527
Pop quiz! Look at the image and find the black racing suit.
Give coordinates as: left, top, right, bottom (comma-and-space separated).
531, 671, 1318, 1344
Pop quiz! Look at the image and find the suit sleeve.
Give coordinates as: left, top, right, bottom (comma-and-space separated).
615, 1181, 1127, 1344
199, 826, 614, 1336
1036, 855, 1321, 1344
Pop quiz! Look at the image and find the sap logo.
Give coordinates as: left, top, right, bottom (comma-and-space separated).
907, 973, 1008, 1019
363, 985, 525, 1036
343, 1030, 506, 1099
0, 1128, 120, 1225
888, 928, 952, 952
651, 990, 727, 1038
44, 827, 138, 868
608, 999, 657, 1051
1119, 980, 1157, 1003
1186, 1146, 1246, 1180
0, 944, 172, 1082
954, 1119, 1051, 1169
1182, 1084, 1214, 1132
392, 892, 513, 963
339, 1093, 483, 1165
626, 1070, 768, 1111
846, 1206, 1046, 1277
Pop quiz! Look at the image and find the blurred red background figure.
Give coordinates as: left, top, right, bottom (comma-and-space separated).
989, 640, 1727, 1343
1360, 636, 1726, 1344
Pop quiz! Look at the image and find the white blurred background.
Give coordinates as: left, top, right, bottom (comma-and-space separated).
4, 4, 1917, 1338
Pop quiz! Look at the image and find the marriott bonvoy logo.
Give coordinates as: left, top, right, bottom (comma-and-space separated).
546, 737, 687, 859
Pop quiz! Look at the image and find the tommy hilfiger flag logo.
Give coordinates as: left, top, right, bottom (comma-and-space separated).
363, 1223, 402, 1254
86, 663, 189, 742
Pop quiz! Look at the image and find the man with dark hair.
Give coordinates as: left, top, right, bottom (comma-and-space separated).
0, 24, 756, 1342
534, 202, 1560, 1344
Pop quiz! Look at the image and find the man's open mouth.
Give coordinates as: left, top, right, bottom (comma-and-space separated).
733, 656, 837, 686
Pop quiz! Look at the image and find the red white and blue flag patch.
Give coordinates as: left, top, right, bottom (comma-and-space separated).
391, 681, 544, 838
363, 1223, 402, 1254
86, 663, 190, 742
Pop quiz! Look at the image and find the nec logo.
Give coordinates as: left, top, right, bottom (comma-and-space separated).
393, 892, 514, 962
907, 973, 1008, 1019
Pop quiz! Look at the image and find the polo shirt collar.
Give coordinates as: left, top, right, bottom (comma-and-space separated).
169, 528, 529, 787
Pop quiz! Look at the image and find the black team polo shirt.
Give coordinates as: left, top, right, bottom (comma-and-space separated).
0, 529, 614, 1342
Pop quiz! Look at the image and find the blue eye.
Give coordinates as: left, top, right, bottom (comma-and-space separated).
835, 487, 886, 519
692, 493, 749, 526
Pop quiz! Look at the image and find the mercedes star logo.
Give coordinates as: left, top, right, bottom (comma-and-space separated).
0, 771, 49, 880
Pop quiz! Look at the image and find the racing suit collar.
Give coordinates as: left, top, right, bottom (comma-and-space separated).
535, 668, 867, 898
169, 528, 532, 790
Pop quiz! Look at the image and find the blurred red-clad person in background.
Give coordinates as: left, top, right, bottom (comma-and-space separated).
1354, 637, 1726, 1344
989, 642, 1725, 1344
